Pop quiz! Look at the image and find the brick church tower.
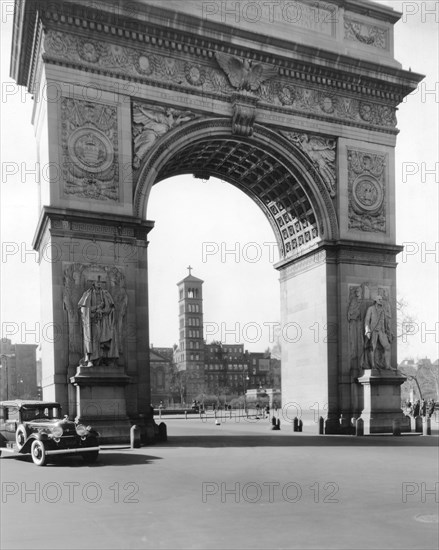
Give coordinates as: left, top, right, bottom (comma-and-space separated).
176, 267, 205, 401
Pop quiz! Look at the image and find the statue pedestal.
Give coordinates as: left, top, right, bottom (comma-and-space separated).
70, 365, 132, 444
358, 369, 410, 434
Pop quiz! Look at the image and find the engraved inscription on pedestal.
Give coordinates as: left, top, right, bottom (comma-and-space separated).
61, 98, 119, 202
348, 149, 386, 233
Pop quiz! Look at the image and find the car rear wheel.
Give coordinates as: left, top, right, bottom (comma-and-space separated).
16, 425, 28, 451
31, 440, 47, 466
82, 450, 99, 464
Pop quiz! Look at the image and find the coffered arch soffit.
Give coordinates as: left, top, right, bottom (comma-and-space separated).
134, 118, 338, 261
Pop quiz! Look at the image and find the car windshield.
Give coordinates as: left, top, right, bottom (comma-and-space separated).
21, 406, 62, 421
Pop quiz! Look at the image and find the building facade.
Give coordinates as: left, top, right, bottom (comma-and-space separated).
149, 270, 281, 405
0, 339, 39, 401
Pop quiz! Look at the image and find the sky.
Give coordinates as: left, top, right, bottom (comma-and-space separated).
0, 0, 438, 361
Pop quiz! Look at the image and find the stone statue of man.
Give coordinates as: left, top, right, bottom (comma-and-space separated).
78, 277, 118, 366
364, 295, 392, 370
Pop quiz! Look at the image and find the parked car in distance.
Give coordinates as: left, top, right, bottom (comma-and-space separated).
0, 400, 99, 466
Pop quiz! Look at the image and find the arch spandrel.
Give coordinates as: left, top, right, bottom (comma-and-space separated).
134, 117, 338, 262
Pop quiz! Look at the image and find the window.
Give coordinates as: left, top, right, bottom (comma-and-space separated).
188, 289, 194, 298
157, 371, 164, 388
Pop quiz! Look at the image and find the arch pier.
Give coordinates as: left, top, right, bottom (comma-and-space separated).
11, 0, 423, 439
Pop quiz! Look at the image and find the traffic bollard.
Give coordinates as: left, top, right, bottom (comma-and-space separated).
130, 424, 141, 448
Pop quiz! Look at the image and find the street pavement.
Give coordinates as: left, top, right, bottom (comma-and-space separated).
1, 415, 438, 550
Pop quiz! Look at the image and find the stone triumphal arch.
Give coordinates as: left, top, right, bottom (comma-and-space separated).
11, 0, 423, 440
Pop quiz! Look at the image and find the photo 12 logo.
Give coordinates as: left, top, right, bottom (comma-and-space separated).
201, 480, 340, 503
1, 481, 140, 504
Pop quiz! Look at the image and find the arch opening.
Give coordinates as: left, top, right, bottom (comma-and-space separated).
135, 121, 337, 262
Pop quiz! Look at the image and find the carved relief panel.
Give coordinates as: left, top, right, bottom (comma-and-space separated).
132, 101, 199, 171
283, 132, 337, 197
347, 149, 387, 233
60, 97, 119, 202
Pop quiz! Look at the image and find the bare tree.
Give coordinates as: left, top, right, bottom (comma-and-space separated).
396, 297, 418, 341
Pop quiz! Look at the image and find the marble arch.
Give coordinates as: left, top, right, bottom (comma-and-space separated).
134, 119, 338, 257
10, 0, 423, 439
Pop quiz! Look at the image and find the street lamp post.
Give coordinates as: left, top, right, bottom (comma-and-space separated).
242, 366, 249, 417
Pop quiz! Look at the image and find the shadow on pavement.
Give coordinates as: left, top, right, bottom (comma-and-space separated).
46, 452, 163, 467
153, 434, 439, 448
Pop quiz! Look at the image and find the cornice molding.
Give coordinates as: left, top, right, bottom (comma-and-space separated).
12, 1, 423, 102
40, 8, 421, 102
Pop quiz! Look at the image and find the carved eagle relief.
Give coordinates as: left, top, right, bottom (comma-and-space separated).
215, 52, 278, 92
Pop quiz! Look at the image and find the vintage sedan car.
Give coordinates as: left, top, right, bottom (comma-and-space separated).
0, 400, 99, 466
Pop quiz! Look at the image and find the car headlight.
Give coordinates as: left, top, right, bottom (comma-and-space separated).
76, 424, 90, 436
51, 425, 64, 438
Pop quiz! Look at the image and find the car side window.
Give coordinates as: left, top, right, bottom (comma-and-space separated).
7, 407, 19, 422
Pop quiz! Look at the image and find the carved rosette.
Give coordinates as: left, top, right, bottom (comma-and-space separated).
348, 150, 386, 233
63, 263, 128, 366
61, 98, 119, 201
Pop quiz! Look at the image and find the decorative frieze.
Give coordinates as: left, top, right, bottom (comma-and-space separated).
60, 97, 119, 202
44, 30, 398, 132
347, 149, 387, 233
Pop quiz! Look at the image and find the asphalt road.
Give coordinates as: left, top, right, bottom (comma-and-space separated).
1, 417, 438, 550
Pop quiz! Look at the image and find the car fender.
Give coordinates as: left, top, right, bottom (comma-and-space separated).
20, 433, 51, 454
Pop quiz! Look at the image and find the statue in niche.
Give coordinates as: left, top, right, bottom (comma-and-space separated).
347, 284, 393, 372
78, 276, 119, 366
364, 295, 394, 371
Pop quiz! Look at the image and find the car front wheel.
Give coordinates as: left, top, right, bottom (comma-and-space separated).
31, 440, 47, 466
16, 425, 27, 451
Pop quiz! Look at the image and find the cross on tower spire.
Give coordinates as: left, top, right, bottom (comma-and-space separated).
187, 265, 193, 276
